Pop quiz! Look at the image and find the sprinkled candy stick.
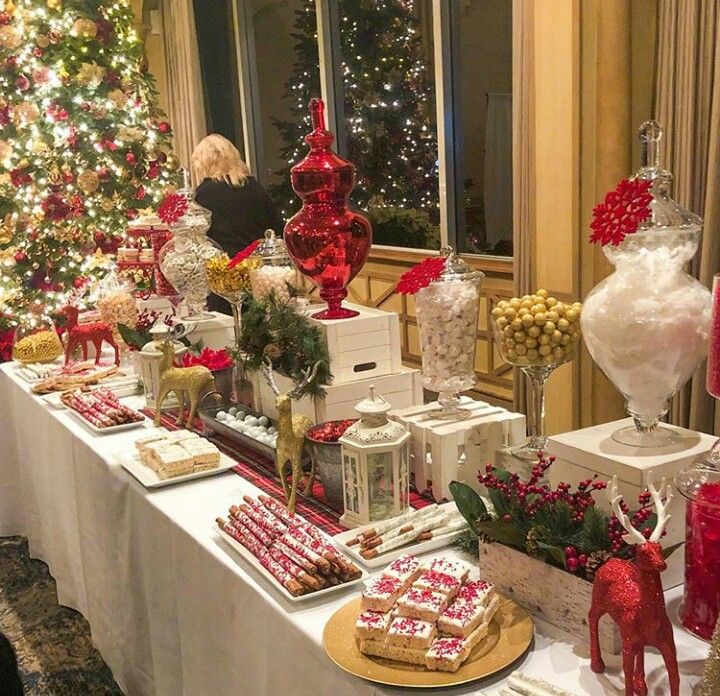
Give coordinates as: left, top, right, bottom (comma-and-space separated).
237, 503, 287, 539
268, 547, 321, 590
359, 506, 438, 541
258, 494, 302, 527
280, 532, 331, 574
363, 508, 447, 548
362, 514, 450, 559
286, 525, 362, 580
275, 539, 317, 576
228, 509, 274, 547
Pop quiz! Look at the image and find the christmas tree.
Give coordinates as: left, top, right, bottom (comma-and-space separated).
0, 0, 178, 339
271, 0, 439, 247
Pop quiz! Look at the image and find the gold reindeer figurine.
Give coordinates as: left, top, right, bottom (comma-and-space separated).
261, 357, 320, 514
153, 341, 215, 429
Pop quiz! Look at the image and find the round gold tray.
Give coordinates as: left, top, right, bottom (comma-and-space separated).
323, 594, 533, 689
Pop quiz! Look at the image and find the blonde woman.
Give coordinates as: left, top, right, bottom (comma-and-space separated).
192, 134, 283, 313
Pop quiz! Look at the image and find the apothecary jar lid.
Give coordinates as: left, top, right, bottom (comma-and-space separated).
675, 442, 720, 508
431, 245, 485, 286
174, 169, 212, 234
251, 229, 292, 264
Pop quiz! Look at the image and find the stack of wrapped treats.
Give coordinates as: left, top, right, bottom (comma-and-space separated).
356, 555, 500, 672
135, 430, 220, 478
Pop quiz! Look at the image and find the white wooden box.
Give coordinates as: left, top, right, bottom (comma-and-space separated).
251, 368, 423, 424
304, 302, 402, 385
389, 398, 527, 502
479, 540, 621, 655
548, 418, 716, 590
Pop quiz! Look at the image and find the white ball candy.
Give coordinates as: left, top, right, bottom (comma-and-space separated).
258, 416, 269, 427
216, 411, 227, 421
267, 426, 276, 435
228, 407, 237, 416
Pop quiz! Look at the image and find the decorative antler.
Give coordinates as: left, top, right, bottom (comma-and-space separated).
261, 355, 281, 397
607, 475, 646, 545
649, 477, 673, 542
288, 361, 321, 400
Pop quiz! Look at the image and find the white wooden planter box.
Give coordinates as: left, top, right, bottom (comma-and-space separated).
479, 539, 622, 655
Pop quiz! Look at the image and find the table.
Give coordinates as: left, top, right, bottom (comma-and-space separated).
0, 363, 709, 695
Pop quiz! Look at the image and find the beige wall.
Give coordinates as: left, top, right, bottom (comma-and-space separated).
133, 0, 169, 116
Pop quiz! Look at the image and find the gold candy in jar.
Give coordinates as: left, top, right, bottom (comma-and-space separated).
205, 253, 260, 302
12, 329, 63, 364
491, 289, 582, 367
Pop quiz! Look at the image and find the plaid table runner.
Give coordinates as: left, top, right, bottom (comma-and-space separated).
144, 408, 435, 536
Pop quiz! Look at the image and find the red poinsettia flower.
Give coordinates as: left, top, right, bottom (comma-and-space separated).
176, 347, 233, 371
10, 168, 31, 187
396, 256, 447, 295
0, 328, 14, 362
41, 194, 70, 221
157, 191, 188, 225
227, 239, 260, 268
590, 178, 653, 246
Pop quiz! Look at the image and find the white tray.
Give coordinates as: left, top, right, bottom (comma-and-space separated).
66, 408, 147, 435
333, 502, 467, 569
215, 525, 369, 603
117, 451, 237, 489
41, 378, 141, 409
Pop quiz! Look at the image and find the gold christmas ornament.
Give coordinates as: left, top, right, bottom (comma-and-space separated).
108, 89, 127, 108
99, 196, 114, 212
47, 168, 62, 187
0, 139, 12, 163
30, 139, 48, 155
165, 153, 180, 171
36, 34, 50, 48
46, 0, 61, 10
76, 62, 105, 88
0, 26, 22, 50
117, 125, 143, 143
77, 170, 100, 194
73, 17, 97, 38
12, 102, 40, 127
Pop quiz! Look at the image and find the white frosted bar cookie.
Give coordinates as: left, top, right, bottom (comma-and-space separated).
425, 558, 470, 583
382, 554, 423, 587
413, 570, 462, 600
437, 600, 486, 638
386, 616, 436, 650
361, 576, 405, 613
355, 611, 392, 642
359, 639, 427, 666
425, 620, 490, 672
155, 444, 194, 478
396, 587, 448, 623
455, 580, 495, 607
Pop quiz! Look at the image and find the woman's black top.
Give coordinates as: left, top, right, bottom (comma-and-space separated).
195, 176, 284, 314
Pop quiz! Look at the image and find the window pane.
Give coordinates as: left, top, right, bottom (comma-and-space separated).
251, 0, 320, 216
338, 0, 440, 249
193, 0, 245, 154
454, 0, 513, 256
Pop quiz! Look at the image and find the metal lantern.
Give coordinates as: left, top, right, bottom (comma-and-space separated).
339, 387, 411, 529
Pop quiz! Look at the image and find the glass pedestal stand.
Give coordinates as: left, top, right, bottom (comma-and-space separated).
426, 391, 472, 421
510, 364, 556, 461
612, 413, 680, 449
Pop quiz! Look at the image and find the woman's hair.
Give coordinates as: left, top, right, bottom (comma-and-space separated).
191, 134, 250, 187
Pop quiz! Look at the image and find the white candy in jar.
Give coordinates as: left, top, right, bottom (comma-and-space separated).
162, 247, 209, 303
416, 278, 479, 393
249, 265, 297, 302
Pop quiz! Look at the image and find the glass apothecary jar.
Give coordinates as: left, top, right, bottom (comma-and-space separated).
12, 313, 63, 364
581, 122, 712, 448
158, 191, 223, 321
249, 229, 300, 302
415, 246, 484, 420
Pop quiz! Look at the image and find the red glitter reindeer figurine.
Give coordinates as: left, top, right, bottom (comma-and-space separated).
63, 305, 120, 366
589, 476, 679, 696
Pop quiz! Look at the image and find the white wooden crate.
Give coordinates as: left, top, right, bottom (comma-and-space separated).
251, 368, 423, 424
389, 398, 527, 502
548, 418, 716, 590
304, 302, 402, 384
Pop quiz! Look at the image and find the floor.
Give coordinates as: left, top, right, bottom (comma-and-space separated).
0, 536, 123, 695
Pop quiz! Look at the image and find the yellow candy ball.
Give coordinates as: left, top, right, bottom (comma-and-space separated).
543, 321, 556, 334
534, 312, 547, 325
528, 325, 541, 338
525, 337, 538, 349
527, 349, 540, 362
514, 331, 526, 343
536, 289, 549, 299
539, 344, 552, 356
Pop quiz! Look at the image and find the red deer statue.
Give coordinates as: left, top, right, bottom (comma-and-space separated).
63, 305, 120, 366
589, 475, 679, 696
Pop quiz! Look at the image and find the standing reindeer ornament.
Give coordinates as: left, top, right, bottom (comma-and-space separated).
589, 475, 679, 696
260, 357, 320, 514
63, 305, 120, 366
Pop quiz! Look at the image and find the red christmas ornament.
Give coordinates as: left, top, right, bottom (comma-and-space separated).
227, 239, 260, 268
306, 419, 356, 443
134, 185, 146, 200
126, 208, 138, 220
13, 251, 26, 263
0, 328, 14, 362
157, 191, 188, 225
0, 12, 10, 25
41, 194, 70, 221
32, 46, 43, 58
97, 166, 110, 181
10, 169, 31, 187
73, 275, 89, 289
157, 121, 171, 134
14, 74, 29, 91
0, 105, 10, 126
5, 55, 16, 69
147, 164, 159, 179
69, 195, 86, 217
63, 305, 120, 366
590, 178, 653, 246
125, 152, 137, 165
48, 102, 68, 121
48, 30, 60, 44
396, 256, 447, 295
284, 98, 372, 320
589, 477, 679, 696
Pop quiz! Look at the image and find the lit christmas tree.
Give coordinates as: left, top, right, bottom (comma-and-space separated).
0, 0, 178, 340
271, 0, 439, 247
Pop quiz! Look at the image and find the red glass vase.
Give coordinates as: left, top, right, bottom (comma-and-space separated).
284, 99, 372, 320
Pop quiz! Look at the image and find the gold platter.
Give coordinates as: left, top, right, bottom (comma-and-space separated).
323, 594, 533, 689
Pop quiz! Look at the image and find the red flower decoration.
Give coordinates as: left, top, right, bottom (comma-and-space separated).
0, 328, 14, 362
227, 239, 260, 268
590, 178, 653, 246
176, 347, 233, 371
41, 194, 70, 221
396, 256, 447, 295
157, 191, 188, 225
10, 169, 31, 187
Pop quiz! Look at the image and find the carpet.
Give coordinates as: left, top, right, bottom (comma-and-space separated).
0, 536, 122, 695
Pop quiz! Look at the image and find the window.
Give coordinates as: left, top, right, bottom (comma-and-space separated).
193, 0, 245, 153
336, 0, 440, 250
452, 0, 513, 255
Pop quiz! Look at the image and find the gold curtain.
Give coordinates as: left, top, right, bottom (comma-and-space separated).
656, 1, 720, 434
160, 0, 207, 174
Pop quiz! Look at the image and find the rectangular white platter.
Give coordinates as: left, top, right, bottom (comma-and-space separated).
333, 501, 468, 569
66, 408, 147, 435
215, 524, 369, 604
116, 450, 237, 489
41, 377, 141, 409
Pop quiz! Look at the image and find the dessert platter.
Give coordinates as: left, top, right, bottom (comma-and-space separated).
116, 429, 236, 488
324, 554, 533, 688
199, 404, 278, 457
23, 361, 139, 400
64, 388, 146, 434
334, 503, 469, 568
215, 495, 369, 602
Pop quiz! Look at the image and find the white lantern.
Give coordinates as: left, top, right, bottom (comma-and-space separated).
339, 387, 411, 529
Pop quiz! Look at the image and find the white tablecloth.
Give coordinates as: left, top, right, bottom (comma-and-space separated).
0, 363, 709, 695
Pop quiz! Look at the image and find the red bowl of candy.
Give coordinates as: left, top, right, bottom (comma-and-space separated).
306, 419, 357, 444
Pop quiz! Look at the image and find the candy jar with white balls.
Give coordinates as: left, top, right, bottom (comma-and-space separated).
249, 229, 300, 302
158, 188, 223, 321
414, 246, 484, 420
581, 121, 712, 448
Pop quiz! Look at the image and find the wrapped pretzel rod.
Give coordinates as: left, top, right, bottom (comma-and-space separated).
362, 523, 416, 549
505, 674, 576, 696
275, 539, 317, 575
418, 516, 468, 539
228, 509, 274, 547
359, 506, 434, 540
361, 513, 450, 558
238, 503, 287, 539
217, 518, 304, 596
287, 526, 362, 581
280, 532, 331, 574
258, 494, 301, 527
268, 547, 321, 590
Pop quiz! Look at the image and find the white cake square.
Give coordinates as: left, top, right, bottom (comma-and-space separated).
154, 444, 194, 478
382, 554, 423, 588
386, 616, 436, 650
396, 587, 448, 623
355, 611, 392, 642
